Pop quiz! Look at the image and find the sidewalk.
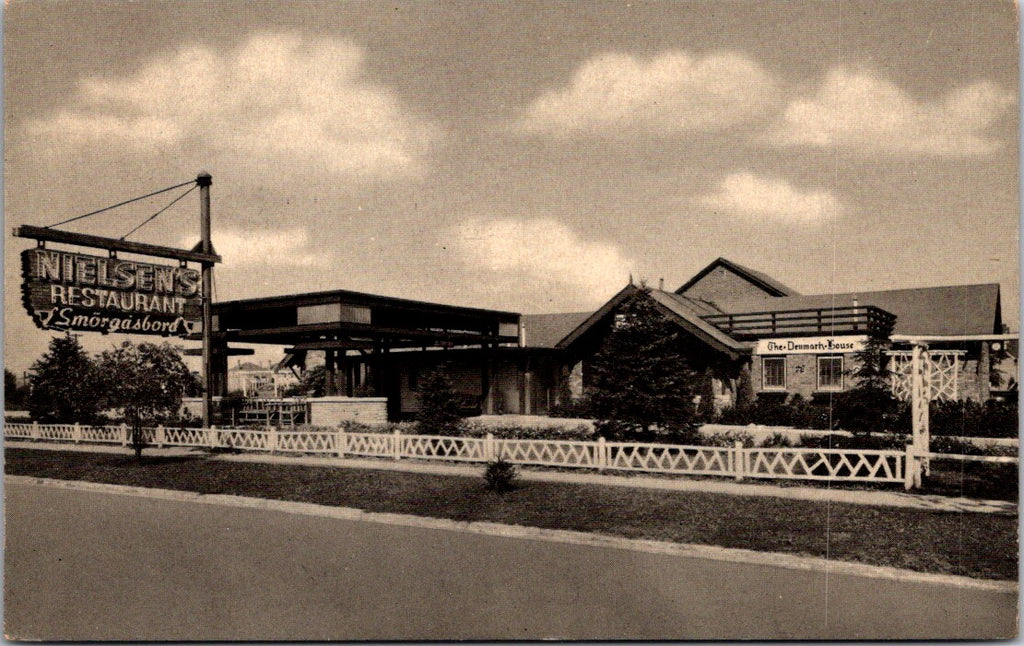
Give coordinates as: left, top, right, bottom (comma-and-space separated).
5, 440, 1017, 515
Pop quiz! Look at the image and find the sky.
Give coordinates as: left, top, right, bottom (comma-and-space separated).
3, 0, 1020, 375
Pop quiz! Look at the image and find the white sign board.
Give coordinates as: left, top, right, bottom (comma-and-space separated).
755, 335, 868, 355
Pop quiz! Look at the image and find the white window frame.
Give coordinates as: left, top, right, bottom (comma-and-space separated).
762, 357, 787, 391
817, 355, 844, 392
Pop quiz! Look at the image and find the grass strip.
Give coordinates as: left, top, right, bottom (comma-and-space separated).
5, 447, 1017, 581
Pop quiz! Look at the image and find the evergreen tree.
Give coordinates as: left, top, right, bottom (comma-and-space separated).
26, 334, 103, 423
97, 341, 200, 459
833, 319, 902, 434
587, 289, 700, 440
416, 365, 464, 435
4, 369, 29, 411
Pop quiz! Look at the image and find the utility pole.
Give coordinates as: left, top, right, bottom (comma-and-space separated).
198, 172, 214, 428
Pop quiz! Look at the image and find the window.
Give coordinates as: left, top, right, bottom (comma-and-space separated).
762, 357, 786, 390
817, 356, 844, 391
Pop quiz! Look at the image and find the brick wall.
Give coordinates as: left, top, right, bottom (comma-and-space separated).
751, 353, 854, 400
309, 397, 388, 426
681, 267, 780, 303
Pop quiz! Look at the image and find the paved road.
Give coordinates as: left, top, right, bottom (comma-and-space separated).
4, 481, 1017, 640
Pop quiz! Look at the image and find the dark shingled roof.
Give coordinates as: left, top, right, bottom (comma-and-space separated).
714, 284, 1002, 336
520, 312, 592, 348
676, 257, 800, 297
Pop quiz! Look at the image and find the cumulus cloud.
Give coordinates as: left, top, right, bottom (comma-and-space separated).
700, 172, 841, 222
772, 68, 1015, 156
27, 33, 436, 177
450, 217, 634, 300
518, 51, 777, 136
182, 228, 329, 269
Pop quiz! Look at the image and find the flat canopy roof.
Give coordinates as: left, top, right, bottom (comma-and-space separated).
205, 288, 521, 350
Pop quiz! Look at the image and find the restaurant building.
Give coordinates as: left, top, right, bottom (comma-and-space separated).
207, 257, 1008, 421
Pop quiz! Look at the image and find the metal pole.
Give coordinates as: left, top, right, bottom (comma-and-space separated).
198, 172, 214, 428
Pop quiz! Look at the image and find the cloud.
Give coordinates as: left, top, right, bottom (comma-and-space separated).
771, 68, 1016, 156
27, 32, 436, 178
450, 217, 634, 301
182, 228, 329, 270
699, 172, 841, 222
518, 51, 777, 136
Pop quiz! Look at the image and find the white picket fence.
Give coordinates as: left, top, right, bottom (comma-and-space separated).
4, 422, 1015, 489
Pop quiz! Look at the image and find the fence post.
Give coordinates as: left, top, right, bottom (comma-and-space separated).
73, 422, 81, 444
336, 427, 348, 458
904, 443, 917, 490
31, 421, 40, 441
156, 425, 165, 448
485, 433, 496, 461
267, 427, 277, 454
208, 425, 218, 449
393, 429, 402, 460
734, 441, 745, 481
597, 436, 607, 471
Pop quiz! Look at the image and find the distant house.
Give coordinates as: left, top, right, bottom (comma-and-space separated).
208, 257, 1009, 420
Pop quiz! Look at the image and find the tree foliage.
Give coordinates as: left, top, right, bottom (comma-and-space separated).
833, 321, 902, 434
587, 290, 700, 440
416, 365, 464, 435
97, 341, 200, 457
281, 365, 328, 397
27, 334, 104, 423
5, 369, 29, 411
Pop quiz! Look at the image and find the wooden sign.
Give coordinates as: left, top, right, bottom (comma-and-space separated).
754, 335, 868, 355
21, 248, 203, 337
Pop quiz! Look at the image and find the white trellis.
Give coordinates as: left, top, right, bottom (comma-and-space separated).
890, 333, 1018, 489
888, 350, 964, 402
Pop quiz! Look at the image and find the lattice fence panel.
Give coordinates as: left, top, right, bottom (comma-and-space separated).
499, 439, 599, 468
36, 424, 76, 441
607, 443, 733, 475
276, 432, 336, 454
5, 424, 33, 439
345, 432, 396, 457
217, 429, 270, 451
403, 435, 487, 462
888, 351, 962, 402
163, 428, 209, 446
746, 448, 903, 482
83, 426, 124, 443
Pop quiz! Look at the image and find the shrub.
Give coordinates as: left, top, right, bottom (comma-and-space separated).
929, 399, 1018, 438
548, 397, 594, 419
796, 433, 906, 451
699, 430, 756, 448
461, 423, 594, 441
830, 386, 907, 434
416, 367, 464, 435
483, 456, 518, 492
759, 432, 793, 448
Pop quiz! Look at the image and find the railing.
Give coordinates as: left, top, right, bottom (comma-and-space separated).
702, 305, 896, 339
4, 423, 935, 487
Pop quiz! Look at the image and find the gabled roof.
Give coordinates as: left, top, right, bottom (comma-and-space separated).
676, 257, 799, 297
555, 284, 748, 358
520, 312, 592, 348
714, 284, 1003, 336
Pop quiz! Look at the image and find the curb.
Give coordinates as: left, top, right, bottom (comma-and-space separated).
7, 474, 1017, 595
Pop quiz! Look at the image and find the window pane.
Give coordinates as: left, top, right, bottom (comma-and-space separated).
763, 357, 786, 389
818, 356, 843, 390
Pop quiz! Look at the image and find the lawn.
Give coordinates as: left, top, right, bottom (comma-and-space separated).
4, 447, 1017, 581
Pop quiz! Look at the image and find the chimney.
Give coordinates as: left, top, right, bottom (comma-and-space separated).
658, 277, 665, 291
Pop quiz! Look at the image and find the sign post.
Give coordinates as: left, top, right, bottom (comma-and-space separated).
13, 173, 222, 426
198, 172, 214, 428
